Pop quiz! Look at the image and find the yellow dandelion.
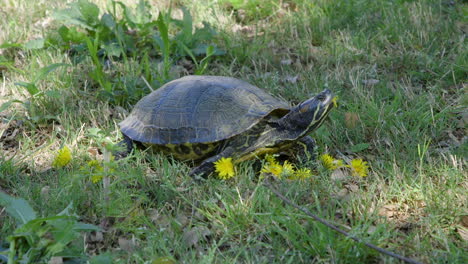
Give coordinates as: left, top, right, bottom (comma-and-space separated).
349, 159, 369, 177
332, 96, 338, 108
214, 157, 235, 180
83, 160, 106, 183
265, 154, 278, 164
87, 160, 104, 172
91, 174, 103, 183
52, 146, 72, 168
261, 162, 283, 178
289, 168, 313, 180
280, 160, 295, 177
320, 154, 344, 170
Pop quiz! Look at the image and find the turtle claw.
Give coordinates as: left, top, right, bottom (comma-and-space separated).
189, 168, 209, 180
189, 162, 214, 180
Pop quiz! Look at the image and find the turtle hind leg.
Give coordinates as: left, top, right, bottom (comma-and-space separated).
115, 134, 134, 159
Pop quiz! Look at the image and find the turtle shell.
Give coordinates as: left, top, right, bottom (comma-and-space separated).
119, 75, 290, 145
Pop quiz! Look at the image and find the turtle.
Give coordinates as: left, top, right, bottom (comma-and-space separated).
119, 75, 335, 178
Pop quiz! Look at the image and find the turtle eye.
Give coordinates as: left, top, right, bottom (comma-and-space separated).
316, 93, 327, 101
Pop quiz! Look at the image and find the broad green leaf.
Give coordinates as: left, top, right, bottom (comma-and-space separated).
87, 127, 103, 137
0, 42, 22, 49
15, 81, 40, 96
24, 38, 44, 50
58, 25, 70, 41
57, 202, 76, 216
33, 63, 69, 83
44, 90, 61, 99
205, 45, 215, 56
350, 143, 371, 153
0, 191, 37, 225
191, 44, 225, 56
193, 22, 217, 42
113, 1, 136, 27
102, 42, 122, 57
90, 253, 113, 264
78, 0, 100, 26
47, 219, 79, 255
135, 0, 152, 24
53, 7, 94, 30
0, 100, 23, 113
58, 26, 87, 43
101, 13, 116, 29
73, 222, 100, 232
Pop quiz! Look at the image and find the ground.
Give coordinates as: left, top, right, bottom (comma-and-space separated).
0, 0, 466, 263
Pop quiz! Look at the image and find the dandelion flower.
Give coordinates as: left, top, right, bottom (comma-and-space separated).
83, 160, 106, 183
280, 160, 295, 177
214, 157, 235, 179
320, 154, 344, 170
261, 162, 283, 178
91, 174, 104, 183
349, 159, 369, 177
290, 168, 313, 180
87, 160, 103, 172
52, 146, 72, 168
332, 96, 338, 108
265, 154, 278, 164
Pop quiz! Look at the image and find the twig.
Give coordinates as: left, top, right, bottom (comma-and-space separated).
141, 76, 154, 92
263, 180, 423, 264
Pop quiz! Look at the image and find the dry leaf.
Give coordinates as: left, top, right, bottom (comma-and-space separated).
457, 112, 468, 128
118, 237, 136, 252
34, 17, 53, 29
461, 215, 468, 228
335, 188, 349, 199
284, 74, 299, 84
457, 227, 468, 241
362, 79, 380, 85
176, 213, 189, 228
367, 225, 377, 235
87, 231, 104, 243
344, 112, 360, 129
112, 106, 128, 121
148, 208, 160, 222
48, 257, 63, 264
88, 147, 99, 157
331, 168, 349, 181
345, 183, 359, 192
183, 228, 200, 248
182, 226, 212, 248
280, 58, 293, 65
40, 186, 50, 199
378, 204, 398, 218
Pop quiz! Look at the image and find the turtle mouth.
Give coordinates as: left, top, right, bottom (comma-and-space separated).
316, 89, 334, 107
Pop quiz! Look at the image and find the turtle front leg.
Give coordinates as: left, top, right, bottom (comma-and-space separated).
189, 147, 235, 180
293, 136, 317, 161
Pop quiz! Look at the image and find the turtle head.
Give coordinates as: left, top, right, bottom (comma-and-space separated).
278, 89, 335, 138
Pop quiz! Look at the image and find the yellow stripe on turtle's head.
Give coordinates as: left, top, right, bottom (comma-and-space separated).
277, 89, 336, 139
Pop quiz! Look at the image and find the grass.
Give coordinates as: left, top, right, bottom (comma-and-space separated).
0, 0, 466, 263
